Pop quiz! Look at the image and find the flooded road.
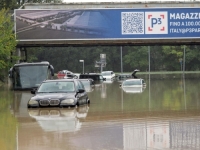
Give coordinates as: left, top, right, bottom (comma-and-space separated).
1, 73, 200, 150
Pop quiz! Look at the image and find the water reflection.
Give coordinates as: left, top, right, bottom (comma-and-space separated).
28, 106, 89, 132
121, 86, 146, 93
103, 79, 114, 84
11, 91, 33, 117
123, 119, 170, 149
0, 87, 17, 150
68, 112, 200, 150
123, 117, 200, 149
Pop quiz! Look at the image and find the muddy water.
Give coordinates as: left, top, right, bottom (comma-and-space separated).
1, 74, 200, 150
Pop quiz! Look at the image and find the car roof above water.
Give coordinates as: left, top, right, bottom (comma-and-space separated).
79, 73, 104, 81
124, 78, 143, 81
122, 78, 146, 86
78, 78, 93, 81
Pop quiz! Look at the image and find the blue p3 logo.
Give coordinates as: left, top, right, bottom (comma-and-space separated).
151, 18, 162, 28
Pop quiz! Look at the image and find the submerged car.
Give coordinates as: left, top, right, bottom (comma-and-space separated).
79, 79, 95, 92
120, 79, 146, 93
101, 71, 115, 80
120, 79, 146, 87
79, 73, 106, 82
117, 69, 140, 80
63, 73, 76, 79
27, 79, 90, 108
57, 70, 74, 79
120, 78, 146, 88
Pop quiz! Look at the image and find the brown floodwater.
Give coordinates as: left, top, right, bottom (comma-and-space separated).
1, 73, 200, 150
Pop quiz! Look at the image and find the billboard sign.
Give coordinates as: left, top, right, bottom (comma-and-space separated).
15, 8, 200, 41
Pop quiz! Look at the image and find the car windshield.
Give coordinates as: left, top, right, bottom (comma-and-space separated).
37, 81, 75, 93
122, 80, 141, 86
13, 65, 49, 89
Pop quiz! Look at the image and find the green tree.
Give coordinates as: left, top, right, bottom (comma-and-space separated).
0, 0, 63, 10
162, 46, 183, 71
0, 0, 18, 10
123, 46, 148, 72
0, 9, 18, 82
184, 45, 200, 71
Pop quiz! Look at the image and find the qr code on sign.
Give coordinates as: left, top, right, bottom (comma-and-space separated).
121, 12, 144, 34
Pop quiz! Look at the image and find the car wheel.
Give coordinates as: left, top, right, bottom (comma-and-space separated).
87, 99, 90, 104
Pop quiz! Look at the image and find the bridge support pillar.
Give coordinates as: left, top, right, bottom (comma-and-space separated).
16, 47, 21, 63
16, 47, 27, 63
20, 47, 27, 62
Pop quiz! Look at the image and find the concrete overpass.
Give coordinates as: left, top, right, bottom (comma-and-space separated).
15, 1, 200, 47
23, 1, 200, 9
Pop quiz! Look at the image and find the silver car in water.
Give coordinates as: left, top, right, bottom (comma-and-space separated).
119, 78, 146, 93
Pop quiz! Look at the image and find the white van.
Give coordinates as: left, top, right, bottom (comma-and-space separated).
101, 71, 115, 80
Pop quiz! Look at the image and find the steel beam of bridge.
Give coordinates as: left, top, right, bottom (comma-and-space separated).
18, 39, 200, 47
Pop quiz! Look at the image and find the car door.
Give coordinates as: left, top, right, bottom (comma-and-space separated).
76, 80, 87, 104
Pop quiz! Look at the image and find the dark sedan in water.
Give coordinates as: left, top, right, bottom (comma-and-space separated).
27, 79, 90, 108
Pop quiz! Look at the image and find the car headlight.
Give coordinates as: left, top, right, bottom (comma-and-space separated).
28, 99, 38, 105
61, 99, 75, 104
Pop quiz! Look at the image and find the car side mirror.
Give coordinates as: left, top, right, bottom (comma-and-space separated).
103, 78, 106, 81
78, 89, 85, 93
31, 88, 37, 94
49, 65, 54, 76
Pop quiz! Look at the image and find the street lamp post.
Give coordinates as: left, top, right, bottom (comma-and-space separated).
179, 58, 183, 71
79, 60, 84, 74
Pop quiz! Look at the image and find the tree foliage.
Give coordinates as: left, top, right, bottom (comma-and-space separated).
24, 45, 200, 74
0, 9, 17, 70
124, 46, 148, 71
0, 0, 17, 10
0, 0, 63, 10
